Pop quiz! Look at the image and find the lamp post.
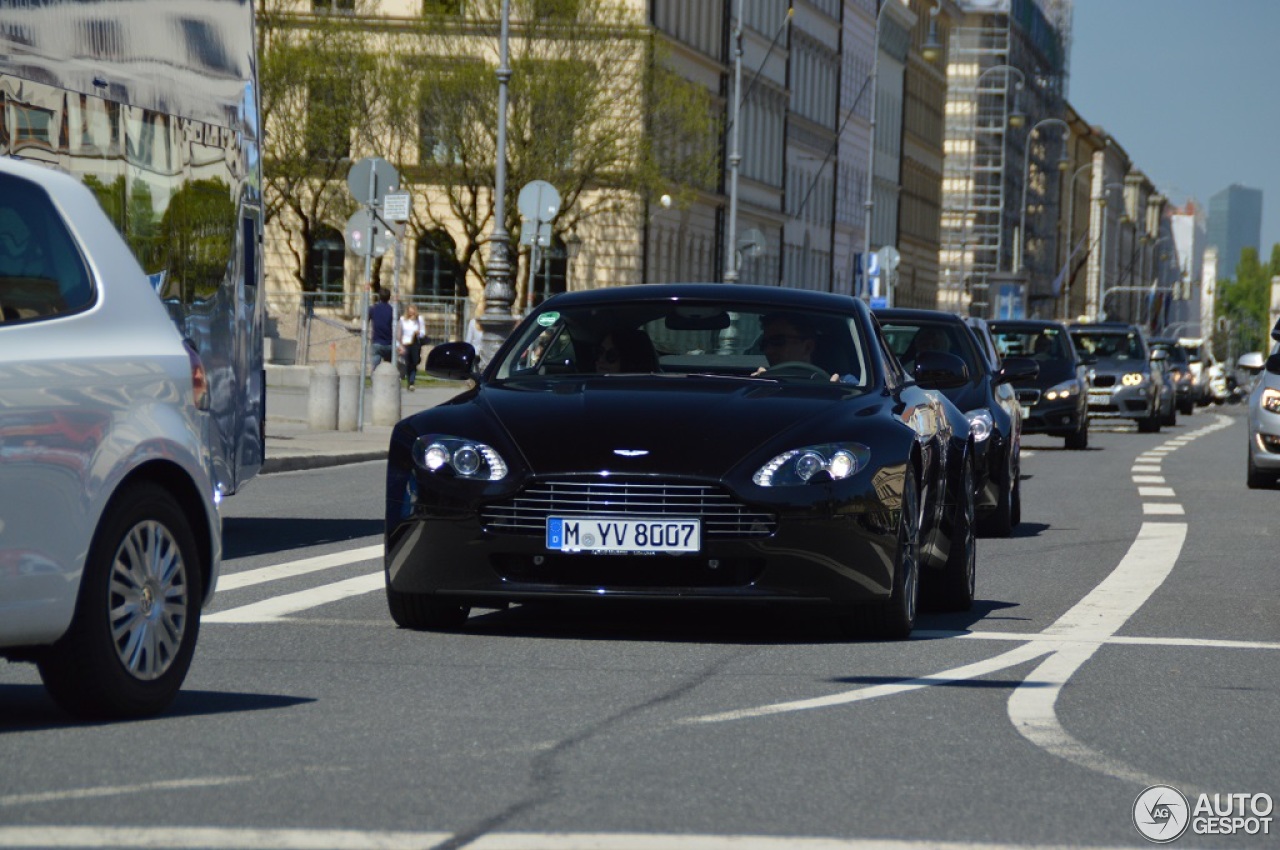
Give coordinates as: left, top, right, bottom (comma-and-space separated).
1015, 117, 1070, 273
478, 0, 516, 362
1055, 161, 1092, 318
957, 63, 1025, 312
724, 0, 744, 283
1097, 181, 1128, 321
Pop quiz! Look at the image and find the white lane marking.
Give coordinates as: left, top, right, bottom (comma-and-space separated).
0, 777, 260, 808
1130, 475, 1165, 484
1141, 503, 1184, 515
216, 546, 383, 591
685, 641, 1053, 724
0, 830, 1154, 850
1008, 522, 1187, 786
1130, 465, 1161, 474
914, 630, 1280, 651
205, 573, 385, 623
1137, 486, 1176, 497
0, 827, 449, 849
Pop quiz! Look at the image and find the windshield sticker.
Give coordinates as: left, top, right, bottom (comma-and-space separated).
537, 312, 559, 327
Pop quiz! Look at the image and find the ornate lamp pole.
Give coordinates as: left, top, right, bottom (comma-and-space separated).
477, 0, 517, 362
1015, 117, 1070, 274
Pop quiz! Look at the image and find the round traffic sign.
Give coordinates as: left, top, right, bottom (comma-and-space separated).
347, 157, 399, 205
517, 180, 561, 224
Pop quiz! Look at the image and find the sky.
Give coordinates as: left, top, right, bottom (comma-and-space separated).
1068, 0, 1280, 255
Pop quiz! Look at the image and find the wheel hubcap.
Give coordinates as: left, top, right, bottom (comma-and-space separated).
108, 520, 188, 681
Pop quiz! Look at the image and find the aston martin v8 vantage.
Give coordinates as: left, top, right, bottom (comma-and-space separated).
384, 285, 977, 639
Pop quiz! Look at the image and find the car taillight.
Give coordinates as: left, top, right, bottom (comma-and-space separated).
186, 344, 210, 411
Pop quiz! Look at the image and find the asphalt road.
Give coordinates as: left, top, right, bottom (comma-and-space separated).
2, 407, 1277, 850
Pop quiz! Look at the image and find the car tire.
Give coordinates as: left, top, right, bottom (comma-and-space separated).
977, 453, 1014, 538
37, 482, 203, 720
1164, 402, 1177, 427
1179, 400, 1194, 416
928, 459, 976, 612
1247, 449, 1274, 489
859, 473, 920, 640
1137, 414, 1161, 433
387, 586, 471, 631
1065, 417, 1089, 449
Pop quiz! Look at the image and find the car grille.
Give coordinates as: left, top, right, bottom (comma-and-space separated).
1091, 374, 1116, 388
1016, 389, 1041, 405
482, 478, 777, 539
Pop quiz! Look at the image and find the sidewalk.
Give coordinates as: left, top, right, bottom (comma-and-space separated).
262, 372, 468, 473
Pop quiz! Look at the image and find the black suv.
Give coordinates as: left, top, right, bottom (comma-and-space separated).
990, 320, 1090, 449
1068, 322, 1170, 433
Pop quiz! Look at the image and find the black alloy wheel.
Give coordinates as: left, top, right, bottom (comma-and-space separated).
386, 583, 471, 631
929, 457, 976, 612
857, 472, 921, 640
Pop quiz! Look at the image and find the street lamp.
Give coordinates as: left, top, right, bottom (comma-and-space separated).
724, 0, 744, 283
477, 0, 516, 362
1055, 161, 1092, 317
1097, 181, 1128, 321
1015, 117, 1070, 273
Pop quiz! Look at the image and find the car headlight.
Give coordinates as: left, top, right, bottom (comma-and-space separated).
965, 409, 993, 442
1121, 372, 1146, 386
412, 435, 509, 481
1043, 380, 1080, 401
753, 442, 870, 486
1262, 388, 1280, 414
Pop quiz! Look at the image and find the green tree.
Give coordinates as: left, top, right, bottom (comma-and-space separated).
1216, 243, 1280, 356
380, 0, 720, 295
258, 0, 382, 293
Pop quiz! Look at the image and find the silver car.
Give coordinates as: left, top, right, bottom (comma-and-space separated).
0, 157, 222, 718
1246, 321, 1280, 488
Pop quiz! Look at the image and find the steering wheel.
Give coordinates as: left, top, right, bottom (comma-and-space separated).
760, 360, 831, 380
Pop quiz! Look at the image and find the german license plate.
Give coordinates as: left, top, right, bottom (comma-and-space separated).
1089, 390, 1111, 405
546, 516, 700, 553
1019, 404, 1031, 419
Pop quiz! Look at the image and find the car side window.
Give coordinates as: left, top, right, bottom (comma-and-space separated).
0, 173, 95, 324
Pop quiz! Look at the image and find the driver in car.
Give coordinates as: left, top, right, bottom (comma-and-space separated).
753, 313, 850, 382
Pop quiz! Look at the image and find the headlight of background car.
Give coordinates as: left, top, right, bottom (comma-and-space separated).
1262, 388, 1280, 414
1121, 372, 1146, 386
412, 435, 509, 481
753, 443, 871, 487
965, 409, 993, 442
1043, 380, 1080, 401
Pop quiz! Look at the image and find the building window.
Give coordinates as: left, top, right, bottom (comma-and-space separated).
422, 0, 463, 13
414, 230, 461, 298
306, 225, 345, 303
313, 0, 355, 11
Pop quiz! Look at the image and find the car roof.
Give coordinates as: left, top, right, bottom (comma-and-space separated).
1067, 321, 1140, 332
872, 307, 965, 324
542, 283, 868, 314
988, 319, 1070, 331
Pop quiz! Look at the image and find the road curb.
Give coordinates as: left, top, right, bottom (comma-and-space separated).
261, 451, 387, 474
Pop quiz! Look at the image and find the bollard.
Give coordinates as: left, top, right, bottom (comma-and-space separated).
370, 359, 402, 426
307, 363, 338, 430
336, 360, 360, 432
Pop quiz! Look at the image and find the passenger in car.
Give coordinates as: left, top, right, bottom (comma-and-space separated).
595, 328, 659, 373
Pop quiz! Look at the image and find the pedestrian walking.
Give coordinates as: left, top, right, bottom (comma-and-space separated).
398, 303, 428, 390
368, 285, 394, 377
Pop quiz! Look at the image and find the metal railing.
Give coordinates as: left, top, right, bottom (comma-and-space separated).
264, 291, 474, 366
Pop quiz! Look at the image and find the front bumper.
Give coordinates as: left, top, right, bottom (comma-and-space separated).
385, 471, 908, 607
1016, 391, 1084, 435
1085, 383, 1156, 420
1248, 406, 1280, 471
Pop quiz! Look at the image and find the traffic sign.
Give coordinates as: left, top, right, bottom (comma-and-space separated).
347, 157, 398, 205
517, 180, 561, 225
344, 209, 392, 258
382, 192, 411, 222
520, 220, 552, 247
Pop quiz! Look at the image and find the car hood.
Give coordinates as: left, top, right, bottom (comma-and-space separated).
474, 376, 866, 477
1088, 358, 1147, 376
1015, 359, 1076, 389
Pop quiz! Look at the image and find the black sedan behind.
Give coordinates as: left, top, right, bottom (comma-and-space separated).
876, 309, 1036, 537
989, 319, 1090, 449
386, 285, 978, 640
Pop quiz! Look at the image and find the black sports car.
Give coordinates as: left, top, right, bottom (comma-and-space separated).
989, 319, 1090, 449
876, 308, 1037, 537
384, 284, 978, 639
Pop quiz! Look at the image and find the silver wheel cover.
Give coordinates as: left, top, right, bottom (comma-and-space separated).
108, 520, 188, 680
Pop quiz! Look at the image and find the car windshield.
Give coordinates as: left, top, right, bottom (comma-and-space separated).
879, 320, 982, 376
1070, 330, 1145, 361
494, 299, 871, 387
991, 326, 1068, 361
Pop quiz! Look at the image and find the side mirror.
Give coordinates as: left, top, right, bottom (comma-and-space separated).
1150, 349, 1169, 362
426, 341, 479, 381
913, 351, 969, 390
1271, 318, 1280, 343
995, 355, 1039, 385
1237, 351, 1266, 373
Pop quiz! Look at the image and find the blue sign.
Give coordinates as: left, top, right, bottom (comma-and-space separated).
870, 296, 887, 310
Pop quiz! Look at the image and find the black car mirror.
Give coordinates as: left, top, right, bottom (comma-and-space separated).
666, 308, 730, 331
426, 341, 479, 381
1271, 318, 1280, 343
995, 355, 1039, 385
1150, 349, 1169, 362
1267, 352, 1280, 375
913, 351, 969, 390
